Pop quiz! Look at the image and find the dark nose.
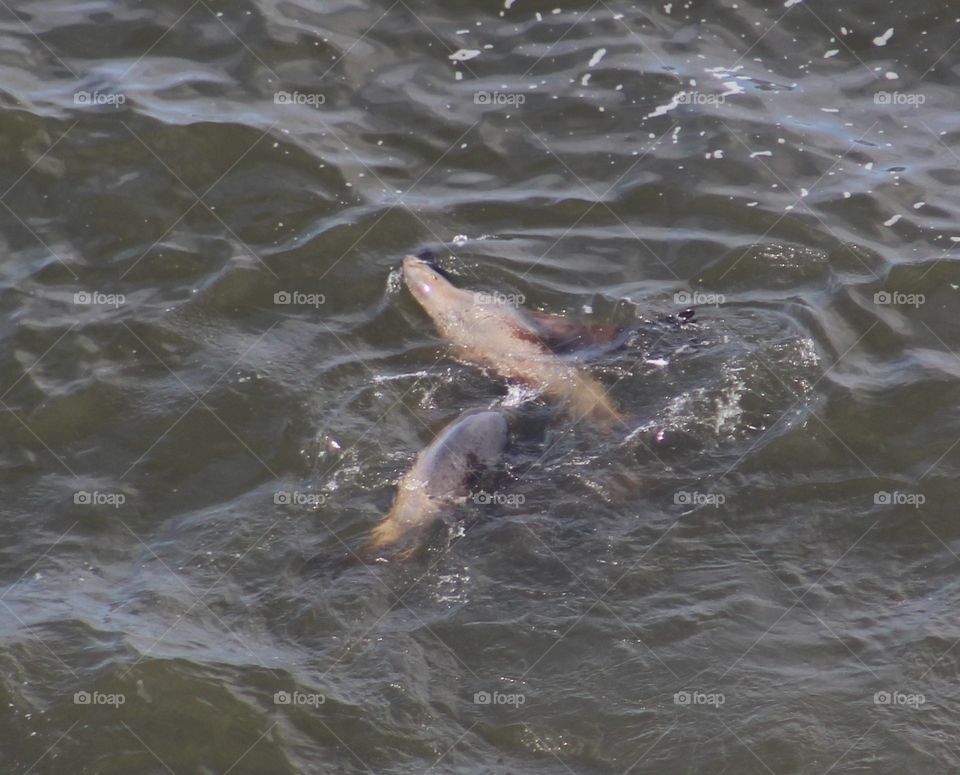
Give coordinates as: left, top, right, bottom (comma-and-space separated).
413, 249, 453, 280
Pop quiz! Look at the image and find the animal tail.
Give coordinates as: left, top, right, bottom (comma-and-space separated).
359, 513, 443, 564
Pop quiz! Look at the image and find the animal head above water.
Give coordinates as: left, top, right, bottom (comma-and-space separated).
402, 254, 466, 312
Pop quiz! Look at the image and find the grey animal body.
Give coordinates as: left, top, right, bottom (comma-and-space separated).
367, 410, 509, 558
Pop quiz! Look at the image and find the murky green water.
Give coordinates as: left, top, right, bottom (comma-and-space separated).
3, 0, 960, 772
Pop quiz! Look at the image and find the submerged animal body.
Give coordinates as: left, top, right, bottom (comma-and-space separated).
367, 410, 510, 559
402, 254, 623, 425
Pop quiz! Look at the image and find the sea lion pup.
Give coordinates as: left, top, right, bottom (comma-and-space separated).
366, 409, 510, 560
401, 253, 624, 426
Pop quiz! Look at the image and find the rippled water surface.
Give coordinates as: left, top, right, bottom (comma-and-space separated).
4, 0, 960, 772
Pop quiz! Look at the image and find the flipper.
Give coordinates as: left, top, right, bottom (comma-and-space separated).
520, 308, 697, 355
519, 309, 624, 354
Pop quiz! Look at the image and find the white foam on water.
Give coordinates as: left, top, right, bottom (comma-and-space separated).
434, 570, 472, 605
449, 49, 481, 62
646, 92, 682, 119
873, 28, 894, 46
499, 382, 543, 407
372, 370, 432, 384
703, 66, 746, 97
628, 334, 820, 448
386, 266, 404, 293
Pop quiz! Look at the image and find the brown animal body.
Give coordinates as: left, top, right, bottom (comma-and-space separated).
401, 254, 623, 425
